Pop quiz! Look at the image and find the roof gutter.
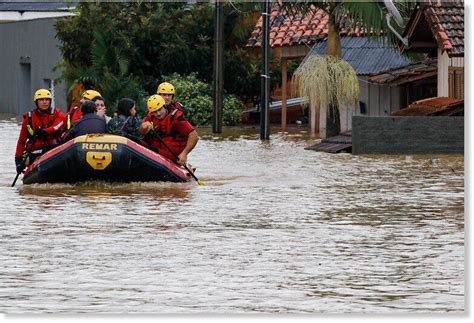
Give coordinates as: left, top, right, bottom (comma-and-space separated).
383, 0, 410, 48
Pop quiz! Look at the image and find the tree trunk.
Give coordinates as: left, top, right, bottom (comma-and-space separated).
326, 104, 341, 138
326, 17, 341, 137
327, 18, 341, 58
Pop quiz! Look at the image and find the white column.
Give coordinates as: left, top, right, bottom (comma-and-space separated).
319, 105, 326, 138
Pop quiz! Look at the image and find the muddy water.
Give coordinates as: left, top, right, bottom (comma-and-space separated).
0, 118, 464, 313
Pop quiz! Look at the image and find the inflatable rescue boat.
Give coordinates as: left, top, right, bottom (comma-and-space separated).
22, 134, 192, 184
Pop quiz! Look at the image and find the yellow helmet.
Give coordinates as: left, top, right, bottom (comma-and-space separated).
33, 89, 52, 102
82, 89, 102, 100
157, 82, 175, 95
147, 94, 165, 113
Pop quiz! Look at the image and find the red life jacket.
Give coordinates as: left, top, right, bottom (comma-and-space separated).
167, 102, 183, 113
142, 113, 161, 153
143, 109, 193, 161
15, 107, 65, 158
166, 102, 190, 120
66, 103, 83, 129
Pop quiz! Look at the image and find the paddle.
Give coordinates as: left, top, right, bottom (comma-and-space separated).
11, 170, 22, 187
12, 136, 38, 187
150, 128, 204, 185
12, 136, 36, 187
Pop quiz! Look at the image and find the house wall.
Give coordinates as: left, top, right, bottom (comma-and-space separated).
359, 79, 407, 117
337, 77, 406, 133
0, 18, 67, 116
358, 76, 369, 115
390, 85, 406, 113
438, 49, 465, 97
450, 56, 464, 68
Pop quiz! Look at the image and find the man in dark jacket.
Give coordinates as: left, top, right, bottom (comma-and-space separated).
63, 100, 107, 142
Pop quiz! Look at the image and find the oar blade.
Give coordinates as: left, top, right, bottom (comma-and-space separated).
11, 173, 20, 187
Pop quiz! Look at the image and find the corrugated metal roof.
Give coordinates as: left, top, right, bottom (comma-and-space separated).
0, 1, 75, 12
301, 37, 411, 75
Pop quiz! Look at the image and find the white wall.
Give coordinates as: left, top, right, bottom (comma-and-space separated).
438, 49, 464, 97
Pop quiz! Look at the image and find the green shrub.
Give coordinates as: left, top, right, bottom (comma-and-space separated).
223, 95, 244, 126
164, 73, 211, 102
162, 73, 242, 127
185, 95, 213, 126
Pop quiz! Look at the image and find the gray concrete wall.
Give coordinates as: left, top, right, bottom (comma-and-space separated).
0, 18, 67, 116
352, 116, 464, 154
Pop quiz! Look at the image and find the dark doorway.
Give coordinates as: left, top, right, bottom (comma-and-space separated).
19, 61, 31, 115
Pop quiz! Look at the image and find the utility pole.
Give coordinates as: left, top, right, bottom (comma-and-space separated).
260, 0, 270, 140
212, 0, 224, 133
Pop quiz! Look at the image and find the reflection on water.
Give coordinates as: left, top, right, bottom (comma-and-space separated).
19, 181, 192, 199
0, 120, 464, 314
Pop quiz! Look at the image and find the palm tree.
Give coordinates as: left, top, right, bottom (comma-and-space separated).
292, 55, 359, 136
282, 0, 414, 137
59, 31, 147, 115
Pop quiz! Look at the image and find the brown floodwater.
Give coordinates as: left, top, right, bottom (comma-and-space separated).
0, 117, 464, 314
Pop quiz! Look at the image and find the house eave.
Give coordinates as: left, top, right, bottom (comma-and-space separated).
0, 11, 76, 22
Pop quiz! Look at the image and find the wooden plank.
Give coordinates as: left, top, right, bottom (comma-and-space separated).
305, 131, 352, 153
281, 45, 310, 58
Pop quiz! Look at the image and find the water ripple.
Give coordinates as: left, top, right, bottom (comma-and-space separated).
0, 123, 464, 313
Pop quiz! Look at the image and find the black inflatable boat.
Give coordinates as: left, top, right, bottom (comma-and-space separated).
22, 134, 192, 184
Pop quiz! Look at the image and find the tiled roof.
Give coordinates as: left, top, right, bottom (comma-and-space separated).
246, 4, 369, 48
424, 0, 464, 56
403, 0, 464, 57
391, 96, 463, 116
300, 37, 411, 75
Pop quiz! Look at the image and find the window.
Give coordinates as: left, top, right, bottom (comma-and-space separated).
448, 67, 464, 99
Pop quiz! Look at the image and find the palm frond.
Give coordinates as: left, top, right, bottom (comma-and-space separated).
117, 57, 130, 77
335, 1, 385, 36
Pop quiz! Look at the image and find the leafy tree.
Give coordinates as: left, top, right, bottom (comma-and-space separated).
55, 1, 264, 109
282, 0, 415, 137
164, 73, 242, 127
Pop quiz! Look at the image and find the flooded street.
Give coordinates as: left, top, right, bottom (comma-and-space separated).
0, 117, 464, 314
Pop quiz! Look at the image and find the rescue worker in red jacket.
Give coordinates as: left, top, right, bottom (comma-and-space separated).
156, 82, 189, 120
65, 89, 102, 130
140, 94, 198, 166
15, 89, 65, 174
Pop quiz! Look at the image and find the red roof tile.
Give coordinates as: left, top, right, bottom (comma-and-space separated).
281, 38, 291, 46
273, 38, 283, 47
246, 3, 367, 48
391, 96, 463, 116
